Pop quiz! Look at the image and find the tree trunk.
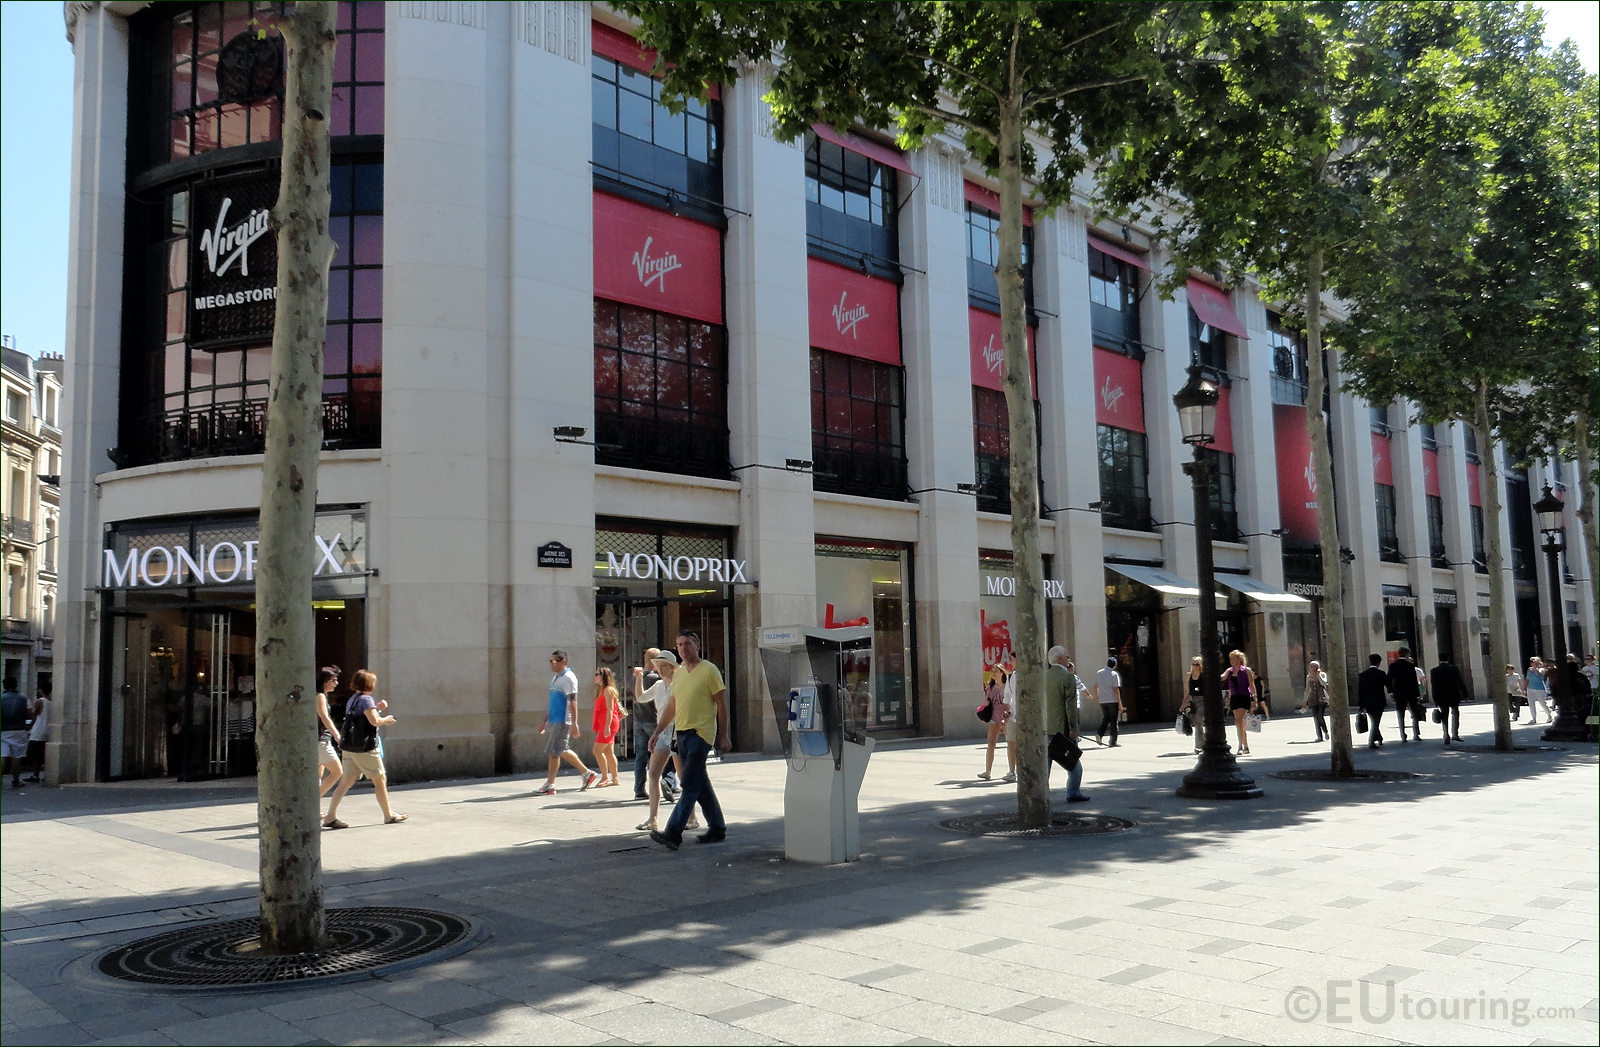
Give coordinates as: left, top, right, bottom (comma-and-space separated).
1574, 420, 1599, 624
1474, 384, 1515, 751
1304, 249, 1354, 777
996, 92, 1048, 829
256, 0, 336, 955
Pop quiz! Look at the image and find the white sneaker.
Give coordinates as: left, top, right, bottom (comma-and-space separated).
1002, 772, 1017, 783
581, 771, 600, 791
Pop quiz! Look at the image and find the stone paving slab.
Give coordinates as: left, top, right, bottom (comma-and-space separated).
2, 703, 1595, 1045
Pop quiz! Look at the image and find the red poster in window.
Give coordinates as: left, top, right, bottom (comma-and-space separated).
1423, 448, 1441, 498
1467, 461, 1482, 506
1274, 405, 1319, 543
968, 307, 1036, 393
593, 192, 722, 325
1371, 431, 1394, 486
1210, 383, 1235, 455
807, 258, 901, 365
1093, 347, 1145, 433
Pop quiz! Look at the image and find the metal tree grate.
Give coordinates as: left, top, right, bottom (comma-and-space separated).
1270, 768, 1422, 783
1447, 744, 1568, 754
939, 812, 1139, 837
95, 907, 477, 991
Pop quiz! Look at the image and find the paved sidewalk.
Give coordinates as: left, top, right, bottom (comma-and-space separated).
2, 703, 1595, 1046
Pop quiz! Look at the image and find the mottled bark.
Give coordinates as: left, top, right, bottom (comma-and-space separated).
1574, 423, 1599, 625
1474, 385, 1515, 751
1303, 249, 1354, 777
256, 0, 336, 955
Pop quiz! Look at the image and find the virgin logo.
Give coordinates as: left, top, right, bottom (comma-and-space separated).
632, 236, 683, 291
1304, 449, 1317, 495
981, 334, 1003, 376
199, 197, 271, 278
1100, 376, 1126, 414
832, 293, 870, 338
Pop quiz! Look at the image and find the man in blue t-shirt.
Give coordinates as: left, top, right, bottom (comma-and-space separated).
535, 650, 599, 795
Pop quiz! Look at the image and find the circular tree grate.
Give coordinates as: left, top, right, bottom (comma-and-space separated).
1270, 768, 1422, 783
939, 812, 1138, 837
95, 907, 478, 991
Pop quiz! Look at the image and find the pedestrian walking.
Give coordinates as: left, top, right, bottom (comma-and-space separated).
630, 647, 677, 801
315, 666, 343, 803
999, 655, 1019, 782
322, 669, 406, 828
1, 678, 30, 789
1582, 654, 1598, 696
977, 662, 1009, 779
1358, 654, 1391, 748
648, 630, 729, 851
633, 649, 692, 833
590, 667, 623, 787
1222, 650, 1258, 755
1180, 656, 1206, 753
1524, 657, 1554, 724
535, 650, 600, 794
1387, 647, 1423, 741
1094, 658, 1123, 747
1430, 656, 1467, 745
24, 687, 50, 782
1505, 663, 1526, 720
1303, 660, 1330, 742
1044, 646, 1089, 802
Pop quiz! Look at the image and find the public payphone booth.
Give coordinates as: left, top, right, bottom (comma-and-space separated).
757, 625, 876, 864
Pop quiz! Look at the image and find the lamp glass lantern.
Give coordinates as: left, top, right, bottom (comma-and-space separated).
1173, 364, 1220, 446
1533, 484, 1565, 546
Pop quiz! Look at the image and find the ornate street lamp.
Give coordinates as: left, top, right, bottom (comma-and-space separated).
1174, 363, 1262, 799
1532, 484, 1582, 741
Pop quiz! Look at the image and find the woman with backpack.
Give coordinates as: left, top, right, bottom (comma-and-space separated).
322, 669, 407, 828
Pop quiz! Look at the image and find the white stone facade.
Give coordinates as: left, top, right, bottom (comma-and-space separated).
52, 2, 1595, 783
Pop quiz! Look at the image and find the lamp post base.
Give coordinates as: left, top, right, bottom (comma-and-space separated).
1176, 750, 1264, 800
1541, 708, 1590, 743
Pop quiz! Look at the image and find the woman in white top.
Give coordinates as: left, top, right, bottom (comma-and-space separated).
632, 650, 695, 834
1524, 658, 1553, 724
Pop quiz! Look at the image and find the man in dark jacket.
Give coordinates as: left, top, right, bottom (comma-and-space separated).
1358, 654, 1391, 749
1430, 657, 1468, 745
1386, 647, 1423, 741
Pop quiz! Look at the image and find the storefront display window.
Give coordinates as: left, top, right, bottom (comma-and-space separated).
815, 541, 914, 731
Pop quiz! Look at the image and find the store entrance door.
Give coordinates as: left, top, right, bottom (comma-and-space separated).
1107, 608, 1160, 723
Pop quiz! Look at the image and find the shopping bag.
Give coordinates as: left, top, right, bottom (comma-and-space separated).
1174, 713, 1191, 736
1430, 707, 1443, 724
1245, 712, 1263, 734
1356, 711, 1369, 734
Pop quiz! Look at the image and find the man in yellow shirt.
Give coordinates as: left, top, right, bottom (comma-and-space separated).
648, 630, 730, 850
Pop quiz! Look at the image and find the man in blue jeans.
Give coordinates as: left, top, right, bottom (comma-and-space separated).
647, 630, 729, 850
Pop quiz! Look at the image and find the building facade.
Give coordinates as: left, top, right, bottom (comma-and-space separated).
53, 1, 1596, 783
2, 343, 64, 701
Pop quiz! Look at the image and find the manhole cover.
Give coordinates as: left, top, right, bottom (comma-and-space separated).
95, 907, 478, 991
1270, 768, 1422, 782
1448, 744, 1567, 753
939, 812, 1138, 837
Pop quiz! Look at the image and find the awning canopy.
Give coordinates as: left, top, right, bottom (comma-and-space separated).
1106, 563, 1206, 608
1215, 572, 1313, 607
1186, 278, 1249, 339
1089, 234, 1151, 272
811, 123, 913, 174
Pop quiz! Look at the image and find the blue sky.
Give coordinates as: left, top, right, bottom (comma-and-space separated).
2, 1, 1597, 360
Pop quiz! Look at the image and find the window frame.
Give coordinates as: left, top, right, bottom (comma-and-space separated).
1201, 448, 1238, 542
1089, 247, 1140, 350
1375, 483, 1401, 562
965, 202, 1034, 317
804, 132, 899, 275
1096, 424, 1152, 531
809, 349, 908, 501
591, 52, 722, 216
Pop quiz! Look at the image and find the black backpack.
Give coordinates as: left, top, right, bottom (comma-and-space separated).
341, 697, 378, 753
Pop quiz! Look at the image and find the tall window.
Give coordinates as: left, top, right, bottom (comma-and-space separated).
1202, 449, 1238, 542
805, 134, 898, 270
1369, 403, 1393, 434
591, 51, 720, 212
1097, 425, 1151, 531
1420, 422, 1438, 450
593, 301, 728, 479
810, 351, 907, 500
1427, 493, 1447, 565
1268, 312, 1308, 405
1089, 248, 1139, 348
1376, 484, 1401, 561
1462, 425, 1480, 462
966, 203, 1032, 314
1470, 506, 1487, 570
973, 387, 1012, 514
1189, 310, 1227, 373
